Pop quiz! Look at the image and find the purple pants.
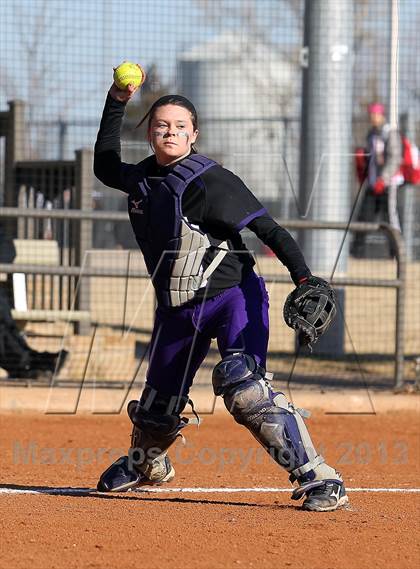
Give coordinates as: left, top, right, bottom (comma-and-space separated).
145, 271, 269, 397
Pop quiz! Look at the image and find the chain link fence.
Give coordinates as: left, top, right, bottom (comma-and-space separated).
0, 0, 419, 390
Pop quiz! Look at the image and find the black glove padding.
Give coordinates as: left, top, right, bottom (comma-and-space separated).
283, 276, 337, 347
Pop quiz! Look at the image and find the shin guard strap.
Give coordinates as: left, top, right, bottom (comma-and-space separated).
291, 454, 325, 480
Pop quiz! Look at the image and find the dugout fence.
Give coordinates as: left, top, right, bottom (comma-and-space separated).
0, 206, 415, 391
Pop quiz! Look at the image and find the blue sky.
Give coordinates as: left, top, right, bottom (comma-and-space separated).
1, 0, 419, 158
0, 0, 302, 157
0, 0, 211, 117
0, 0, 300, 120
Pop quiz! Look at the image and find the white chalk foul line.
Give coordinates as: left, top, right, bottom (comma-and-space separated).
0, 487, 419, 495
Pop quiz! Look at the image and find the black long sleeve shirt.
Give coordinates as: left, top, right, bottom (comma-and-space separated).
94, 95, 311, 292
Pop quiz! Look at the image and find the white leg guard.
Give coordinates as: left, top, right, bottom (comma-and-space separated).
213, 353, 341, 487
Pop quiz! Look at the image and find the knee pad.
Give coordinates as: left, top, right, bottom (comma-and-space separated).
212, 352, 266, 396
212, 353, 336, 484
127, 386, 189, 480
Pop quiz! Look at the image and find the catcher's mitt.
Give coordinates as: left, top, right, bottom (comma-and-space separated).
283, 276, 337, 348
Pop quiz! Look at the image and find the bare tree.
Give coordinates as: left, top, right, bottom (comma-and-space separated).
0, 0, 92, 158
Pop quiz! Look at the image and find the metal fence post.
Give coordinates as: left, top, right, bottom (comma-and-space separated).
2, 100, 27, 209
299, 0, 353, 275
380, 223, 406, 390
74, 149, 93, 333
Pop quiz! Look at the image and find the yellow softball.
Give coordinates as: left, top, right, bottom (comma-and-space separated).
113, 62, 145, 90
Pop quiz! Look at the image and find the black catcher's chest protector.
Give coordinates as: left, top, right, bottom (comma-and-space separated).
127, 154, 219, 307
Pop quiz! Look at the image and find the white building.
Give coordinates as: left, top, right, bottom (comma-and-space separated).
178, 31, 300, 211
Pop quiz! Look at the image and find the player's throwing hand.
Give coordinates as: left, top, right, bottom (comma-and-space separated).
109, 62, 145, 103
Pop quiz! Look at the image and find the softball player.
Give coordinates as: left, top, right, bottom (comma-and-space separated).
93, 74, 348, 512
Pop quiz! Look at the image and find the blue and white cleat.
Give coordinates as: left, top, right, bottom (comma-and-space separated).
97, 454, 175, 493
292, 479, 349, 512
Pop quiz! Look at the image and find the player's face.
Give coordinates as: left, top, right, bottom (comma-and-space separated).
369, 112, 385, 128
148, 105, 198, 165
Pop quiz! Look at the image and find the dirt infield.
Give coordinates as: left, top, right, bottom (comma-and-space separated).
1, 407, 419, 569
